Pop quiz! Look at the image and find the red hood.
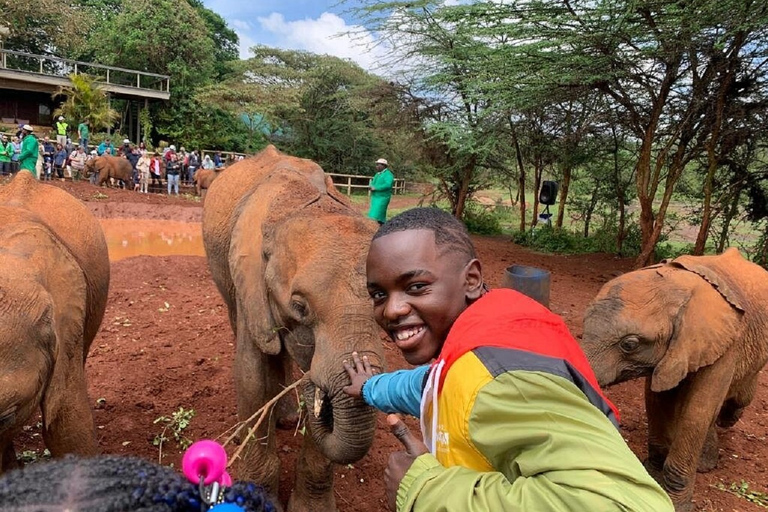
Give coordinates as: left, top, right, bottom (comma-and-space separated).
434, 288, 619, 419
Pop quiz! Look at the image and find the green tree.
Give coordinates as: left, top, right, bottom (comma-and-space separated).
52, 74, 118, 131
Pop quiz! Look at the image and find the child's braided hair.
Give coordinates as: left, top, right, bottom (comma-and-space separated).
0, 455, 276, 512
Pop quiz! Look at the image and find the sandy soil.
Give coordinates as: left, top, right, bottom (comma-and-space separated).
8, 179, 767, 511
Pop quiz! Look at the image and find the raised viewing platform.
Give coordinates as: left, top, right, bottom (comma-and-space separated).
0, 49, 170, 101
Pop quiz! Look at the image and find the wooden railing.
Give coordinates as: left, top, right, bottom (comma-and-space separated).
326, 173, 406, 196
0, 49, 170, 94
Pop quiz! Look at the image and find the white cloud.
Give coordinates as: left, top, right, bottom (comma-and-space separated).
230, 19, 251, 31
236, 30, 258, 59
256, 12, 390, 72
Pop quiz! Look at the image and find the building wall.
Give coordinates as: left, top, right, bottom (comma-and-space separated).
0, 89, 55, 127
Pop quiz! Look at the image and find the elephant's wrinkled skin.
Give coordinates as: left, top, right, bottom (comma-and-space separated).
581, 249, 768, 511
194, 168, 218, 197
202, 145, 383, 512
0, 172, 109, 472
85, 155, 133, 189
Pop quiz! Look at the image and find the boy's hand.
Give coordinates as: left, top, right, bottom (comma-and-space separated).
385, 414, 429, 511
342, 352, 377, 398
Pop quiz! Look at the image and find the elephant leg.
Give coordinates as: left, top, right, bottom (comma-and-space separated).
697, 424, 719, 473
644, 378, 678, 482
276, 358, 301, 431
717, 376, 757, 428
41, 364, 98, 457
662, 359, 733, 510
232, 320, 282, 496
287, 429, 336, 512
1, 441, 19, 472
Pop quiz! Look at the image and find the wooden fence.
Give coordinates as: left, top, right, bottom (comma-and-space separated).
326, 173, 406, 196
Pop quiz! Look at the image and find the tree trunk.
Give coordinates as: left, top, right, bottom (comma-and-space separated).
717, 186, 742, 253
584, 183, 599, 238
531, 156, 543, 229
556, 165, 571, 228
510, 121, 526, 231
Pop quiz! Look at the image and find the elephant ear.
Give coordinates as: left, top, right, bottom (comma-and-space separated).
229, 199, 282, 355
651, 256, 745, 392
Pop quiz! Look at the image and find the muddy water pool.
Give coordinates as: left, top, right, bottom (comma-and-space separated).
99, 219, 205, 261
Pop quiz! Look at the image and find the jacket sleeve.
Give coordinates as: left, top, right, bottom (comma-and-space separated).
397, 371, 673, 512
361, 365, 429, 417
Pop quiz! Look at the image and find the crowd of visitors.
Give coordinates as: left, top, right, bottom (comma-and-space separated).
1, 116, 244, 194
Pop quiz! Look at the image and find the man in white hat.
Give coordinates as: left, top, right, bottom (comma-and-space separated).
55, 116, 68, 146
368, 158, 395, 224
18, 125, 39, 177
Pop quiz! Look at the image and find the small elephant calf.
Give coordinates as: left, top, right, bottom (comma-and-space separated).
0, 172, 110, 471
581, 249, 768, 511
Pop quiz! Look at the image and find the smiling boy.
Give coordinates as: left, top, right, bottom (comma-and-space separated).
344, 207, 672, 512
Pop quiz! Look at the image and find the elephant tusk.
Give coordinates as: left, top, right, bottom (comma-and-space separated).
313, 387, 323, 419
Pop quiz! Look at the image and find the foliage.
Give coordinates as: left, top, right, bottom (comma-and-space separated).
153, 407, 195, 461
715, 481, 768, 508
197, 47, 403, 172
0, 0, 93, 57
52, 74, 119, 131
462, 202, 503, 236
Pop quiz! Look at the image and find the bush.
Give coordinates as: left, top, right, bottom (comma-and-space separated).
462, 202, 503, 236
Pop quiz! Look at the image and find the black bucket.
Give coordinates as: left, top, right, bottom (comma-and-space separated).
500, 265, 551, 309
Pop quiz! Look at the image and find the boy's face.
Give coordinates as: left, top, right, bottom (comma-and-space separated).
366, 229, 482, 365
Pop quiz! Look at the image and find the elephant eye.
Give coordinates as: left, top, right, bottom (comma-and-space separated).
619, 336, 640, 353
291, 299, 309, 319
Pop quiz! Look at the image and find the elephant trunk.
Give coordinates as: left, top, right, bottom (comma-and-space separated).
302, 375, 376, 464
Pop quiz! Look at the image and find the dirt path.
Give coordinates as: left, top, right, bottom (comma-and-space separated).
11, 180, 767, 511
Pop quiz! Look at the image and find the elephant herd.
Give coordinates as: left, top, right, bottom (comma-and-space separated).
1, 145, 766, 512
83, 154, 219, 196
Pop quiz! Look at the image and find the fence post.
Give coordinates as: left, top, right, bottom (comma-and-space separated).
346, 176, 352, 195
39, 57, 43, 73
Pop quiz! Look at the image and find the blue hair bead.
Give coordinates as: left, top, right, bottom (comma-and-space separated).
210, 504, 245, 512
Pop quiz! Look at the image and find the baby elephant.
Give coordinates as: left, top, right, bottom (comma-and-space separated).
581, 248, 768, 511
0, 172, 110, 471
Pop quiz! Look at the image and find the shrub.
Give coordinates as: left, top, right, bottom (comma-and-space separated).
462, 202, 503, 236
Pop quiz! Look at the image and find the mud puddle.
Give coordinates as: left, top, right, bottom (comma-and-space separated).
99, 219, 205, 261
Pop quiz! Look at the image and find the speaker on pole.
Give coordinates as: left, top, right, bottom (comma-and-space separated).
539, 181, 558, 206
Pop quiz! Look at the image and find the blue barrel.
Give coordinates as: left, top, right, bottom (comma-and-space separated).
500, 265, 551, 309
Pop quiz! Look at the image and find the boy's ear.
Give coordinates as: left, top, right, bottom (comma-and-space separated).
464, 259, 484, 300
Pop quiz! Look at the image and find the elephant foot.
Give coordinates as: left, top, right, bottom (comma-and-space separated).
287, 491, 337, 512
642, 458, 664, 484
671, 498, 694, 512
697, 427, 719, 473
716, 402, 744, 429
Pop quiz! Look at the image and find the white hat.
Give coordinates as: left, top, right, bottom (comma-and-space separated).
170, 145, 176, 151
376, 158, 388, 165
123, 139, 130, 144
58, 116, 64, 121
22, 124, 33, 132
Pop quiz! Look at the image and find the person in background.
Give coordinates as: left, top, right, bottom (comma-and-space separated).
165, 152, 181, 195
10, 136, 21, 174
89, 150, 99, 185
53, 143, 68, 181
0, 134, 10, 176
367, 158, 395, 225
125, 144, 140, 186
343, 207, 673, 512
18, 125, 39, 177
97, 137, 115, 156
42, 136, 55, 181
150, 151, 163, 189
120, 138, 131, 157
186, 149, 200, 185
213, 151, 223, 168
202, 154, 215, 170
55, 115, 68, 147
137, 150, 151, 193
69, 145, 87, 181
78, 118, 90, 151
0, 454, 277, 512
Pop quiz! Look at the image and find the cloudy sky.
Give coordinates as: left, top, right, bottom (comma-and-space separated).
200, 1, 388, 71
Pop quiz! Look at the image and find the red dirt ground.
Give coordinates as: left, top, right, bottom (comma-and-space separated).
10, 179, 768, 511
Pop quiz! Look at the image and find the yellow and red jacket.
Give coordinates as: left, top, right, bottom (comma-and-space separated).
363, 289, 672, 511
